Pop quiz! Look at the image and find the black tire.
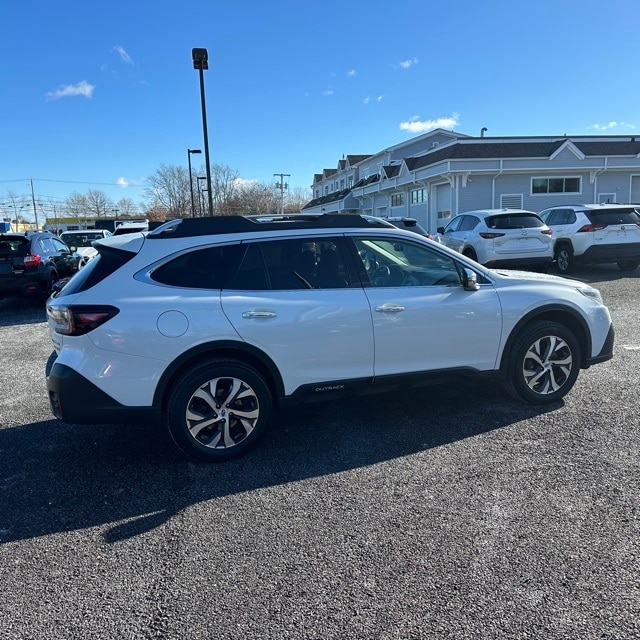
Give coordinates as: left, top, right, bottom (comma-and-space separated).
166, 358, 273, 462
501, 320, 581, 404
554, 244, 573, 274
617, 260, 639, 272
462, 248, 478, 262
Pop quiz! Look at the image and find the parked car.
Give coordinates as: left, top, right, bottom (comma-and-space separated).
385, 217, 432, 238
436, 209, 553, 271
45, 214, 613, 462
537, 204, 640, 274
60, 229, 112, 269
0, 231, 77, 298
112, 221, 148, 236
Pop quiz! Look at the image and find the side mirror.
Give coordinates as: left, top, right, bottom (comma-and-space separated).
437, 227, 445, 234
462, 268, 480, 291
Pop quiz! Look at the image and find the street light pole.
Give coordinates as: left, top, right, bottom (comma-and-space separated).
187, 148, 202, 217
192, 48, 214, 216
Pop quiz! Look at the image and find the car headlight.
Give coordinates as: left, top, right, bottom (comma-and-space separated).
576, 286, 603, 304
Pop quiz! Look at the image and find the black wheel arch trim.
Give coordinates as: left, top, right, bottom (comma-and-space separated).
153, 340, 285, 409
500, 304, 593, 370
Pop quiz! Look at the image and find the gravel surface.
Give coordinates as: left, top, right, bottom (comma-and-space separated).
0, 266, 638, 639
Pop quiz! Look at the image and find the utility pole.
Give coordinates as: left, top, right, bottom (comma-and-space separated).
30, 179, 40, 229
273, 173, 290, 215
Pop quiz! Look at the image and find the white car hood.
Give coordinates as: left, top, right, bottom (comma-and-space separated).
490, 268, 587, 288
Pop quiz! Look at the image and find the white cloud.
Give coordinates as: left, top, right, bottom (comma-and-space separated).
364, 95, 384, 104
398, 57, 418, 69
587, 120, 636, 131
116, 177, 130, 187
112, 45, 133, 65
346, 69, 357, 78
45, 80, 95, 100
322, 89, 334, 96
400, 113, 460, 133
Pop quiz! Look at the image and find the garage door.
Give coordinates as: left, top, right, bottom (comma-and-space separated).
434, 183, 451, 222
631, 176, 640, 203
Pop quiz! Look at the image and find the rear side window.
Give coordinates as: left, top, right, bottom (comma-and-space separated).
53, 246, 135, 297
486, 213, 545, 229
150, 245, 239, 289
586, 208, 640, 226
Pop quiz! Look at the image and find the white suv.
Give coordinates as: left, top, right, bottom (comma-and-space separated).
436, 209, 553, 271
538, 204, 640, 274
45, 214, 614, 461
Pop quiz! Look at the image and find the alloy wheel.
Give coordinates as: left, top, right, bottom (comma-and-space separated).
522, 335, 573, 395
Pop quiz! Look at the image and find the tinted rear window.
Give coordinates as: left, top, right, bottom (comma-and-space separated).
485, 213, 545, 229
586, 208, 640, 226
150, 245, 240, 289
53, 246, 135, 297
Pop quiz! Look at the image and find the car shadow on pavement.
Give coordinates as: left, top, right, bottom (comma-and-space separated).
0, 378, 559, 545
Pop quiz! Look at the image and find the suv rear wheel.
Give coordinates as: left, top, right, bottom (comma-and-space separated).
617, 260, 639, 272
501, 321, 581, 404
166, 358, 273, 462
554, 244, 573, 274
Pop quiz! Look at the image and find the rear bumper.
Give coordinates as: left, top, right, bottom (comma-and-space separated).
579, 242, 640, 264
483, 256, 553, 270
46, 353, 160, 425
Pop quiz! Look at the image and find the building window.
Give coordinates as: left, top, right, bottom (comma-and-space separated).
340, 179, 345, 190
348, 176, 353, 188
315, 189, 319, 198
324, 186, 328, 195
411, 188, 426, 204
532, 177, 581, 194
391, 193, 404, 207
363, 168, 370, 179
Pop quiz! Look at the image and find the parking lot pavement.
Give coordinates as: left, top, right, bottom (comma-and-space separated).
0, 268, 638, 639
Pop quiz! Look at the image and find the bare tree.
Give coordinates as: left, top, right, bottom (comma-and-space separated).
144, 164, 191, 217
2, 190, 31, 226
221, 182, 280, 216
210, 163, 240, 215
115, 197, 138, 217
64, 192, 88, 219
85, 189, 113, 218
286, 186, 312, 213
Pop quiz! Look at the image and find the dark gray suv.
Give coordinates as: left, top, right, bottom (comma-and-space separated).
0, 231, 76, 298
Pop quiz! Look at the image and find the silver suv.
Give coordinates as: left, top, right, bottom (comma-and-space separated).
436, 209, 553, 271
538, 204, 640, 274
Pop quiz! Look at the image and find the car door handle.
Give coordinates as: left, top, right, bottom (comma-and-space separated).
374, 304, 405, 313
242, 309, 278, 319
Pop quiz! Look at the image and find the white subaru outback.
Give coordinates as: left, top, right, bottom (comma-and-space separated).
45, 215, 614, 461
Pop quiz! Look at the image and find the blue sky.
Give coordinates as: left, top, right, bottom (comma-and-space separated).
2, 0, 639, 219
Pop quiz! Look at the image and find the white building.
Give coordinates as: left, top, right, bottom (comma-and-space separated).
304, 129, 640, 234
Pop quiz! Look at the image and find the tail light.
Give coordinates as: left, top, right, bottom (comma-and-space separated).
479, 232, 505, 239
541, 229, 553, 235
24, 254, 41, 268
47, 305, 119, 336
578, 224, 606, 232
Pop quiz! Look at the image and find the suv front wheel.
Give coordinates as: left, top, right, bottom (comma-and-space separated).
166, 358, 273, 462
501, 321, 581, 404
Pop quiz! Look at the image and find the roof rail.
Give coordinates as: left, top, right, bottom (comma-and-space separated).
147, 214, 389, 239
